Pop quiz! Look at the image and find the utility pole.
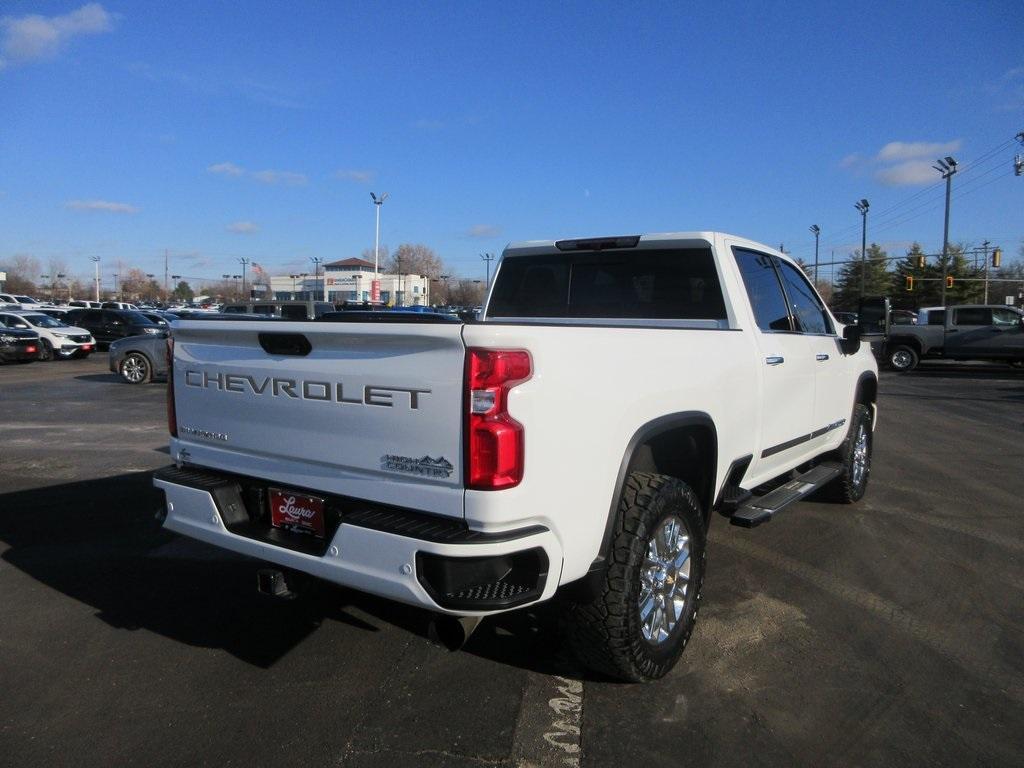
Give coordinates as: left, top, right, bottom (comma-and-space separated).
310, 257, 323, 303
809, 225, 820, 284
480, 252, 495, 288
982, 240, 991, 304
164, 249, 169, 303
933, 156, 957, 306
855, 199, 869, 298
238, 257, 250, 299
91, 256, 100, 302
396, 253, 403, 307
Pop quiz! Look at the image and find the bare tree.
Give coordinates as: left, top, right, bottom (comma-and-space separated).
448, 279, 486, 307
361, 246, 390, 266
1, 254, 41, 294
385, 244, 445, 279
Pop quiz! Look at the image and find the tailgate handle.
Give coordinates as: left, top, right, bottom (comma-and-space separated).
258, 332, 312, 356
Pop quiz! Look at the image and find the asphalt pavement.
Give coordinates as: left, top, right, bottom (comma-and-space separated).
1, 356, 1022, 767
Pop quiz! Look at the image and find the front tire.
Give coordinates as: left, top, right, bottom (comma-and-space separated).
120, 352, 151, 384
38, 339, 54, 361
565, 473, 706, 682
824, 404, 873, 503
888, 344, 918, 372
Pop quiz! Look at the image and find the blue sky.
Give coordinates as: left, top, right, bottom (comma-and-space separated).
1, 0, 1022, 289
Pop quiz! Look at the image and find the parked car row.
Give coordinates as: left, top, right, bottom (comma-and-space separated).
0, 309, 95, 362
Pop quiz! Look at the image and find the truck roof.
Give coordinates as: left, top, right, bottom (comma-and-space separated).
503, 232, 792, 261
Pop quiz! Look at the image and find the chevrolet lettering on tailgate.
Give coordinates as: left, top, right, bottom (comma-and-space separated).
184, 369, 430, 409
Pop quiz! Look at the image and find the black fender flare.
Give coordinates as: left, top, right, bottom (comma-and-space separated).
588, 411, 717, 577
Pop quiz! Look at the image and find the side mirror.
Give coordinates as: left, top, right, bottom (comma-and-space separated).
857, 296, 890, 340
841, 324, 862, 355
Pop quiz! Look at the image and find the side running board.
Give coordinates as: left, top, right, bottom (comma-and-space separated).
729, 461, 843, 528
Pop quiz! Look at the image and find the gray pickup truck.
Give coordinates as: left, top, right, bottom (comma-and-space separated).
885, 304, 1024, 371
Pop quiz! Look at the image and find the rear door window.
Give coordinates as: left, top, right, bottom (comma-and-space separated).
487, 248, 726, 320
733, 249, 792, 332
280, 305, 309, 320
954, 308, 992, 326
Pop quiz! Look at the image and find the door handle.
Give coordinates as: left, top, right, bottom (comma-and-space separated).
765, 355, 784, 366
816, 353, 830, 361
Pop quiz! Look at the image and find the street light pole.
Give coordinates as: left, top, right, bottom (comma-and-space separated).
480, 252, 495, 288
982, 240, 991, 304
855, 199, 869, 298
933, 156, 957, 306
371, 192, 388, 304
809, 225, 820, 285
91, 256, 100, 302
238, 257, 250, 299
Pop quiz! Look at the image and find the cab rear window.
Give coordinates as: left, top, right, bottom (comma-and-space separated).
487, 248, 726, 320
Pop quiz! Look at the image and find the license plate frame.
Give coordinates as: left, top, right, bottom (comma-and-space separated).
268, 487, 326, 538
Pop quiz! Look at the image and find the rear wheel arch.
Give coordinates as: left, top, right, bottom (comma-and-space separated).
888, 334, 923, 354
592, 413, 718, 572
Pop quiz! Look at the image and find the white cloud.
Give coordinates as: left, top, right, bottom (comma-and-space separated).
0, 3, 113, 70
207, 162, 306, 186
874, 160, 940, 187
207, 161, 245, 177
251, 169, 307, 186
65, 199, 138, 214
335, 169, 376, 183
227, 220, 259, 234
841, 138, 964, 186
988, 66, 1024, 112
466, 224, 501, 238
876, 140, 961, 162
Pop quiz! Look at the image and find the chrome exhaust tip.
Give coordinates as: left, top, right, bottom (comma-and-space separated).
427, 614, 484, 651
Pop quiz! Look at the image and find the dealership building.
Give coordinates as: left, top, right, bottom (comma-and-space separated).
267, 258, 431, 306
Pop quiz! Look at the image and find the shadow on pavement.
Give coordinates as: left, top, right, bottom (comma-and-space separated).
887, 364, 1024, 381
73, 373, 124, 384
0, 471, 583, 676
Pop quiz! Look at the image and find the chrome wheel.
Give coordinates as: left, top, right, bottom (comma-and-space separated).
890, 350, 912, 370
639, 514, 691, 645
851, 423, 869, 488
121, 354, 148, 384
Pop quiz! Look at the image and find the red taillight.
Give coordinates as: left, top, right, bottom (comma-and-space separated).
26, 346, 37, 354
465, 348, 531, 490
166, 336, 177, 437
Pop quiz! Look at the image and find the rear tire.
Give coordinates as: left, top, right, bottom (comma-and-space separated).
888, 344, 918, 372
564, 473, 706, 682
120, 352, 152, 384
824, 404, 872, 503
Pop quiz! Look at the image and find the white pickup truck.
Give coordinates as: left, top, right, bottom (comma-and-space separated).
154, 232, 885, 681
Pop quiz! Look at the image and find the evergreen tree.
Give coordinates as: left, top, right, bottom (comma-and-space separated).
833, 243, 891, 309
891, 243, 932, 308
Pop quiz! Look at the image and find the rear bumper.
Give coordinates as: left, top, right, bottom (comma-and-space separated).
153, 466, 562, 616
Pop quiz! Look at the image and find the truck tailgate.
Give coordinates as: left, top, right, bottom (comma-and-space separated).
170, 320, 466, 518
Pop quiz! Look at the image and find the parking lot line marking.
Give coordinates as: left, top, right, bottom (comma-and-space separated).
510, 672, 584, 767
717, 535, 1024, 704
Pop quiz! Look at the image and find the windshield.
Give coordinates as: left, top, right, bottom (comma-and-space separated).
23, 314, 67, 328
14, 295, 36, 303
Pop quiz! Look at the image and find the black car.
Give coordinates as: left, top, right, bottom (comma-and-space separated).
63, 308, 163, 347
139, 311, 171, 327
0, 327, 40, 363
